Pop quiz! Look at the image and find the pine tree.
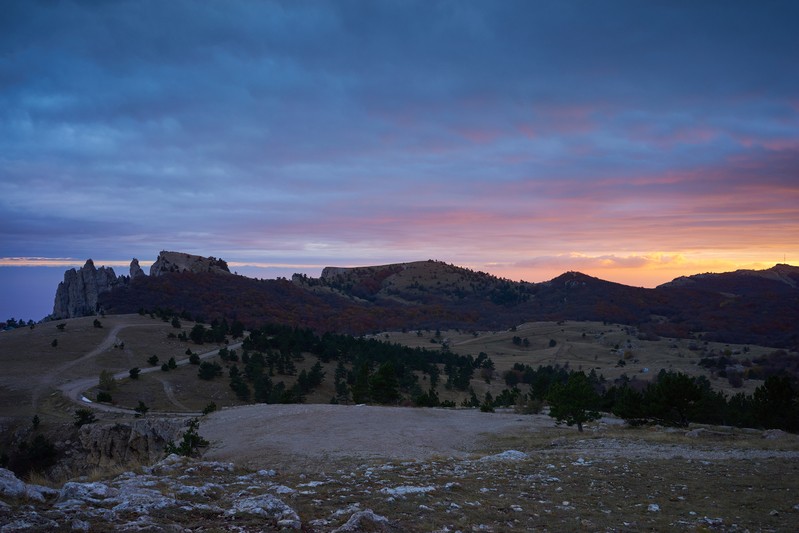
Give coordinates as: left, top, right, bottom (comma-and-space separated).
547, 371, 601, 432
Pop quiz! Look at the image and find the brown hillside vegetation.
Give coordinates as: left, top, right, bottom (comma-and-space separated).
96, 260, 799, 350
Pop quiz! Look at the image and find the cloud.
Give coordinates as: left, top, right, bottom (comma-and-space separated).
0, 0, 797, 292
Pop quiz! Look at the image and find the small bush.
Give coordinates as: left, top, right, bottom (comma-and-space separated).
198, 361, 222, 380
99, 370, 116, 391
96, 391, 112, 403
134, 401, 149, 418
74, 408, 97, 427
514, 395, 543, 415
164, 419, 208, 457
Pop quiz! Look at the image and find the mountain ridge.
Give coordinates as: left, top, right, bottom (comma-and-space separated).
50, 252, 798, 351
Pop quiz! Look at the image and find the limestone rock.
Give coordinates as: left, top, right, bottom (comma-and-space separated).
478, 450, 529, 462
332, 509, 392, 532
149, 250, 231, 277
78, 418, 186, 468
0, 468, 58, 503
52, 259, 123, 319
0, 468, 26, 500
129, 258, 146, 281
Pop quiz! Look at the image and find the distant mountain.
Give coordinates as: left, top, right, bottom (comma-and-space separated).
52, 253, 798, 350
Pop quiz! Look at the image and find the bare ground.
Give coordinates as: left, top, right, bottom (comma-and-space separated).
200, 404, 555, 469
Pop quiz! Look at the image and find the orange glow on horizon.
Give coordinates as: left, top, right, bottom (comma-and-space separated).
1, 255, 793, 288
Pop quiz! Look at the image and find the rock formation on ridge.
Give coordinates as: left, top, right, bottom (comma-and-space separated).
52, 251, 232, 319
129, 258, 146, 281
149, 250, 231, 277
52, 260, 125, 319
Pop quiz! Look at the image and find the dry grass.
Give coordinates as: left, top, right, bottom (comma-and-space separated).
0, 315, 786, 425
384, 320, 774, 402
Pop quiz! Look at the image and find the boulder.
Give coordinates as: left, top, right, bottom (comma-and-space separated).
0, 468, 58, 503
332, 509, 392, 532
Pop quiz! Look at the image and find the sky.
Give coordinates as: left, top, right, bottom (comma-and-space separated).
2, 0, 798, 321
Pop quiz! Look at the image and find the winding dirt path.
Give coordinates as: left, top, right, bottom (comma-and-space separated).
155, 377, 191, 412
34, 322, 241, 414
31, 323, 158, 409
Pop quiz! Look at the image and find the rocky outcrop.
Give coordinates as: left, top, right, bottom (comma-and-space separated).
78, 418, 187, 468
129, 258, 146, 281
0, 455, 301, 531
149, 250, 231, 277
0, 468, 57, 503
52, 251, 232, 319
52, 260, 125, 319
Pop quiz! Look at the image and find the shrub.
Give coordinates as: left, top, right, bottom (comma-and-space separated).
129, 367, 141, 379
147, 355, 159, 366
96, 391, 112, 403
514, 395, 543, 415
198, 361, 222, 380
164, 419, 208, 457
18, 434, 58, 474
74, 408, 97, 427
99, 370, 116, 391
134, 401, 149, 418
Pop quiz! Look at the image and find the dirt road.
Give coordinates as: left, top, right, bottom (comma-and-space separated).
57, 342, 242, 414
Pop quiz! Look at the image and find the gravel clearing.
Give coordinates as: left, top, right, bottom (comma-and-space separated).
200, 404, 554, 468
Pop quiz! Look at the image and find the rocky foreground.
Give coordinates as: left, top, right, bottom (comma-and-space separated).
3, 428, 799, 532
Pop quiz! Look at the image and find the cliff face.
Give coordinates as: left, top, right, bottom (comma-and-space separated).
52, 260, 124, 319
149, 251, 231, 277
78, 418, 186, 468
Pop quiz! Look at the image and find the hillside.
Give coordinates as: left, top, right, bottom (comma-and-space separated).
89, 258, 799, 350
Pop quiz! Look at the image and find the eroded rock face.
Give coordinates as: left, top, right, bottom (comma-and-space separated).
129, 258, 146, 281
52, 260, 124, 319
149, 250, 231, 277
78, 418, 186, 468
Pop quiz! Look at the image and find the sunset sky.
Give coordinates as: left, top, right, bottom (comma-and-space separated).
2, 1, 798, 320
